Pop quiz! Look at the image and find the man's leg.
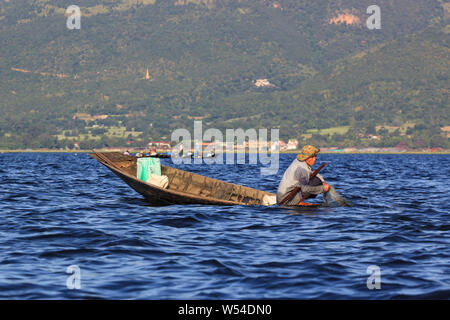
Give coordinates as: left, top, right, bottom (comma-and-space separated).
298, 176, 323, 206
304, 176, 322, 198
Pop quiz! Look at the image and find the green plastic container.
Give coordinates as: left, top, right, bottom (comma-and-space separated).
137, 158, 161, 181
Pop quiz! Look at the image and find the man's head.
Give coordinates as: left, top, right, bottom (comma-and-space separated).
297, 145, 320, 165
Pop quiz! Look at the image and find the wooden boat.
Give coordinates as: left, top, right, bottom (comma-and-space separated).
89, 152, 275, 206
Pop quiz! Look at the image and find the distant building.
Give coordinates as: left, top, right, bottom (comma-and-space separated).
244, 140, 259, 150
271, 140, 287, 152
73, 113, 109, 122
148, 141, 171, 150
254, 78, 275, 88
287, 139, 299, 150
214, 141, 225, 149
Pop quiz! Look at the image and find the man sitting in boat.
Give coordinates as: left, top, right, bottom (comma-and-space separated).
277, 145, 330, 206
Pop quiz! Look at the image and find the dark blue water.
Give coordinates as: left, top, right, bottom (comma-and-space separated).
0, 153, 449, 299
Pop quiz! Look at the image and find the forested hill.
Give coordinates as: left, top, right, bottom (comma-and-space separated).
0, 0, 448, 149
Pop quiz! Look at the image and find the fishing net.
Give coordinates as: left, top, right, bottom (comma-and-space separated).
324, 185, 350, 206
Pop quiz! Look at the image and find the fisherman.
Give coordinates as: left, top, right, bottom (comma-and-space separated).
277, 145, 330, 206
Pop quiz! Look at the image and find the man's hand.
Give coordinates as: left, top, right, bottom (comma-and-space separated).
323, 182, 330, 193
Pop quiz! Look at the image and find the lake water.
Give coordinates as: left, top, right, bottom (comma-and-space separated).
0, 153, 449, 299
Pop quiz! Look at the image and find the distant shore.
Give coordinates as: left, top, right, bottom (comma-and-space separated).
1, 149, 449, 155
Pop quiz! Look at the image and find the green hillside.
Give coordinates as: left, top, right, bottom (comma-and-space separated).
0, 0, 448, 149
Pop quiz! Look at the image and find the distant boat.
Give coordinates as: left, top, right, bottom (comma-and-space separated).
190, 152, 217, 159
177, 151, 216, 159
90, 152, 275, 206
143, 153, 171, 159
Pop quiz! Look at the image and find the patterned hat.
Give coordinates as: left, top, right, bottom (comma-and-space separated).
297, 145, 320, 161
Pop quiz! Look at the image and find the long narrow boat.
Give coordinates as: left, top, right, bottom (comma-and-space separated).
89, 152, 275, 206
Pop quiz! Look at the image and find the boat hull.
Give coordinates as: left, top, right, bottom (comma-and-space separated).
90, 152, 274, 206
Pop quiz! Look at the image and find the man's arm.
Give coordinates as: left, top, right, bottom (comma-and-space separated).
316, 173, 330, 193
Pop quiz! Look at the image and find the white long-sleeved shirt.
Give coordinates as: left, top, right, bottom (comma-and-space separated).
276, 158, 324, 204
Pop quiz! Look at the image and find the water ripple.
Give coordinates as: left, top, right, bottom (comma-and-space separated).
0, 153, 448, 299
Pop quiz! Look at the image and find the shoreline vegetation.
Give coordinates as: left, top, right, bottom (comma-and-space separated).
1, 149, 449, 155
1, 2, 448, 152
